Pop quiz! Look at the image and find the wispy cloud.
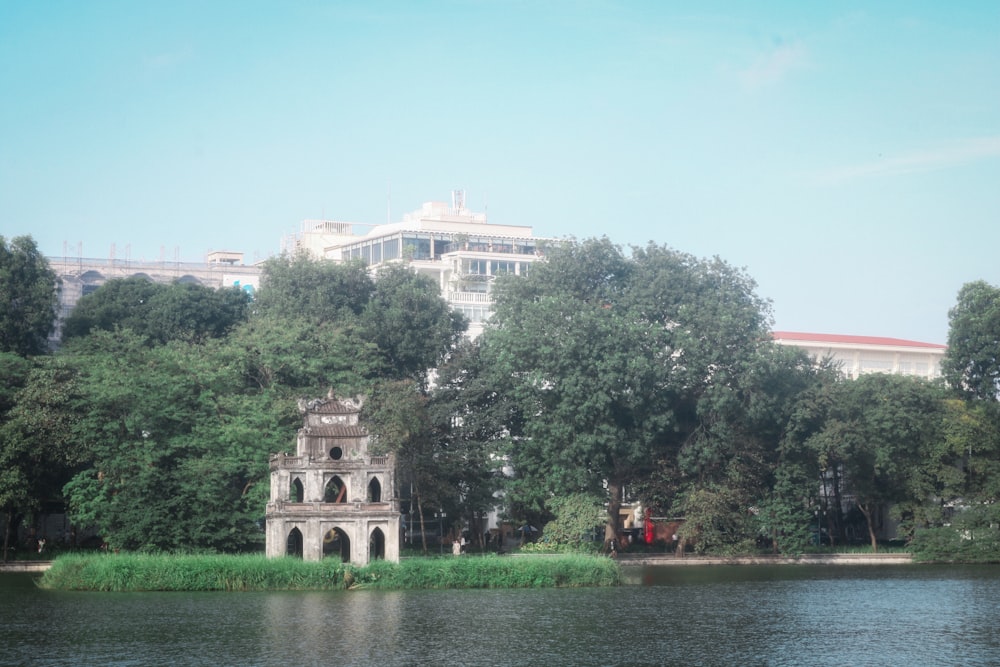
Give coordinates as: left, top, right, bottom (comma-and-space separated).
738, 41, 808, 90
816, 136, 1000, 184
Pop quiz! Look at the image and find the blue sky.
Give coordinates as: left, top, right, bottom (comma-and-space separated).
2, 1, 998, 344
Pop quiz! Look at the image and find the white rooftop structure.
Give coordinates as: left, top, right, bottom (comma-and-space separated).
290, 191, 547, 338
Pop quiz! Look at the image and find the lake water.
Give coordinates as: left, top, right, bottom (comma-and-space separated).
3, 564, 999, 666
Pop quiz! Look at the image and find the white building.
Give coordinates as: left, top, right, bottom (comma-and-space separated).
772, 331, 946, 380
286, 191, 547, 338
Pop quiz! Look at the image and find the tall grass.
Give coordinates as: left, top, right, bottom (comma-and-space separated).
365, 554, 620, 590
39, 553, 620, 592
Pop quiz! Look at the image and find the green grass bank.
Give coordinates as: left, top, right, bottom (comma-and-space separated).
38, 553, 621, 592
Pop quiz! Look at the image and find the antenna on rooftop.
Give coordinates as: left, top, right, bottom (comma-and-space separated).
387, 181, 392, 224
452, 189, 465, 213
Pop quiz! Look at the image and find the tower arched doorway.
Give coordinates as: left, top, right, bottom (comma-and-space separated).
286, 527, 304, 558
289, 478, 304, 502
323, 527, 351, 562
324, 476, 347, 503
368, 477, 382, 503
369, 527, 386, 561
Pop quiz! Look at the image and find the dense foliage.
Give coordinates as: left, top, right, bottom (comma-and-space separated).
481, 238, 780, 547
62, 277, 250, 344
0, 235, 59, 356
942, 281, 1000, 401
6, 234, 1000, 563
2, 251, 463, 554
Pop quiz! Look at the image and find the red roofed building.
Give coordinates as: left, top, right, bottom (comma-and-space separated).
772, 331, 946, 380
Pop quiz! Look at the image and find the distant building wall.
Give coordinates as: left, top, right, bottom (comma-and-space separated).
772, 331, 946, 380
47, 256, 262, 345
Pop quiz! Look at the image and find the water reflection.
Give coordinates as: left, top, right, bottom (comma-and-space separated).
262, 590, 403, 664
4, 566, 1000, 666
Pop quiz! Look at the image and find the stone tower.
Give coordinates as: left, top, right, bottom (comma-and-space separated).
265, 395, 400, 564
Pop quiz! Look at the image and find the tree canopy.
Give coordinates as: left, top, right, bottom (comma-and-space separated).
482, 238, 774, 545
62, 277, 250, 344
8, 235, 1000, 561
786, 373, 947, 550
942, 280, 1000, 400
14, 253, 467, 552
0, 235, 59, 356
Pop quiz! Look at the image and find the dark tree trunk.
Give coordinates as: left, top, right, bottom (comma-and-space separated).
416, 493, 428, 555
2, 508, 11, 563
858, 503, 878, 552
831, 465, 846, 545
605, 481, 622, 553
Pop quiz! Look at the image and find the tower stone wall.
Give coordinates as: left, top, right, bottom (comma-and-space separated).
265, 396, 400, 565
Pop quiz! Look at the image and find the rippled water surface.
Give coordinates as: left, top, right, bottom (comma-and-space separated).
3, 564, 999, 666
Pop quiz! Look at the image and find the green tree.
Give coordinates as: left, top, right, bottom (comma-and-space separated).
8, 248, 469, 553
942, 281, 1000, 400
0, 356, 85, 560
253, 254, 373, 324
61, 277, 159, 341
142, 282, 249, 343
361, 264, 467, 383
798, 373, 947, 551
483, 238, 772, 547
63, 277, 249, 344
366, 342, 511, 553
908, 396, 1000, 561
363, 380, 442, 553
223, 315, 381, 392
668, 345, 835, 555
0, 352, 35, 560
425, 340, 511, 547
540, 493, 605, 550
51, 330, 287, 551
0, 235, 59, 356
909, 280, 1000, 559
254, 255, 463, 384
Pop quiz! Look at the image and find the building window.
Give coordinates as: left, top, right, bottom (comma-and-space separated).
860, 359, 892, 372
457, 305, 491, 323
403, 236, 431, 260
491, 260, 516, 275
459, 281, 488, 293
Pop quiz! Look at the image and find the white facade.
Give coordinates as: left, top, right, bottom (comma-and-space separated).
772, 331, 946, 380
281, 220, 357, 258
291, 192, 546, 338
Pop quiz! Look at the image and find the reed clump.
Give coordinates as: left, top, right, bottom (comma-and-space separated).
39, 553, 620, 592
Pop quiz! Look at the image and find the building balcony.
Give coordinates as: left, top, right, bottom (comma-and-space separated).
445, 291, 492, 304
266, 500, 399, 515
269, 453, 393, 471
